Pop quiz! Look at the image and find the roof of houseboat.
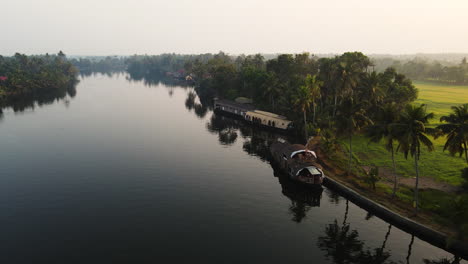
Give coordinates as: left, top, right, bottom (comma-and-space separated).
249, 110, 289, 120
214, 99, 255, 111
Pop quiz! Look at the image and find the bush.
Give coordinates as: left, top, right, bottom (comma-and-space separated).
364, 165, 380, 190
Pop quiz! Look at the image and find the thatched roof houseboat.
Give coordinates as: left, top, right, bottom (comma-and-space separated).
270, 141, 324, 185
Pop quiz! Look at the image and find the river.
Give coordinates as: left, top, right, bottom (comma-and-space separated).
0, 74, 465, 263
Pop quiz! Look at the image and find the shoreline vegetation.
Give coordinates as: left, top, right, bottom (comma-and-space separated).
0, 52, 79, 113
123, 52, 468, 248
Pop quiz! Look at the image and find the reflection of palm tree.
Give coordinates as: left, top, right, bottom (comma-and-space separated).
185, 92, 196, 111
185, 91, 208, 118
242, 136, 271, 161
341, 200, 351, 229
327, 190, 342, 205
206, 114, 239, 146
289, 201, 310, 223
357, 225, 394, 264
218, 129, 238, 145
318, 220, 364, 264
406, 235, 414, 264
319, 201, 397, 264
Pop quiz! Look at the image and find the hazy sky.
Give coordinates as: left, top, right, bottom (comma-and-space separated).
2, 0, 467, 55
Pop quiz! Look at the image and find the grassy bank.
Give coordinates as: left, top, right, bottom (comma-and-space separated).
324, 81, 468, 242
348, 81, 468, 186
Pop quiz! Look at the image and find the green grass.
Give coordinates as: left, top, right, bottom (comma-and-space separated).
414, 81, 468, 123
348, 81, 468, 186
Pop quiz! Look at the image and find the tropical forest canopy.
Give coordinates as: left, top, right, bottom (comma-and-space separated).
0, 52, 78, 111
125, 52, 418, 128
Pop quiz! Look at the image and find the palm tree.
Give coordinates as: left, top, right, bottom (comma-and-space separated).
294, 83, 314, 141
436, 104, 468, 163
303, 74, 322, 125
262, 74, 281, 111
336, 98, 373, 174
365, 103, 400, 197
391, 104, 435, 212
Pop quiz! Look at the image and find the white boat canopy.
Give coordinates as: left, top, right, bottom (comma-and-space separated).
296, 166, 322, 176
290, 150, 317, 159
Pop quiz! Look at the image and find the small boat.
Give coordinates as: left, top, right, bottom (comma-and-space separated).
270, 141, 325, 185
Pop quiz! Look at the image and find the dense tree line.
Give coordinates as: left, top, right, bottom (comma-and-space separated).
69, 56, 126, 76
0, 52, 78, 106
125, 52, 418, 144
373, 57, 468, 85
126, 53, 215, 79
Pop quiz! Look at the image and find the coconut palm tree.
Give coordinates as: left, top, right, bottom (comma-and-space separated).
436, 104, 468, 163
303, 74, 322, 125
365, 103, 400, 197
391, 104, 435, 212
336, 98, 373, 175
294, 83, 314, 141
262, 74, 281, 111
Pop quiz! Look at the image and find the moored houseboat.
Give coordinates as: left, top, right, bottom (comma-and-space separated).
213, 98, 255, 119
270, 141, 325, 185
245, 110, 292, 131
214, 98, 293, 131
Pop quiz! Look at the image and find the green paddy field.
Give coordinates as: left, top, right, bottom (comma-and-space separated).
350, 81, 468, 186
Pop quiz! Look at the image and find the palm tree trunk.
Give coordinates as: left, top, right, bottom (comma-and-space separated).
303, 110, 308, 142
391, 144, 397, 198
271, 95, 275, 111
313, 103, 316, 125
342, 200, 349, 228
414, 154, 420, 213
333, 93, 338, 117
348, 134, 352, 175
379, 225, 392, 257
464, 140, 468, 164
406, 235, 415, 264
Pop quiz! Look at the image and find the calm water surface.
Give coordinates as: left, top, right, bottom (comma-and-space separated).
0, 74, 465, 263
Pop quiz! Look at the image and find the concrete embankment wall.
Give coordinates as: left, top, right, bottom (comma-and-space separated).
323, 177, 468, 259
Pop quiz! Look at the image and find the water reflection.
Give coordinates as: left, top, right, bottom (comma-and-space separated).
278, 174, 323, 223
185, 91, 208, 119
79, 70, 123, 78
126, 72, 192, 89
0, 82, 77, 118
318, 219, 397, 264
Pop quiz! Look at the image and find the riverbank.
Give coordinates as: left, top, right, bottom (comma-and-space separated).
307, 137, 468, 258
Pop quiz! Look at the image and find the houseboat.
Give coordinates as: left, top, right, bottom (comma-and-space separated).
214, 98, 293, 131
270, 141, 325, 185
213, 98, 255, 119
245, 110, 292, 130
